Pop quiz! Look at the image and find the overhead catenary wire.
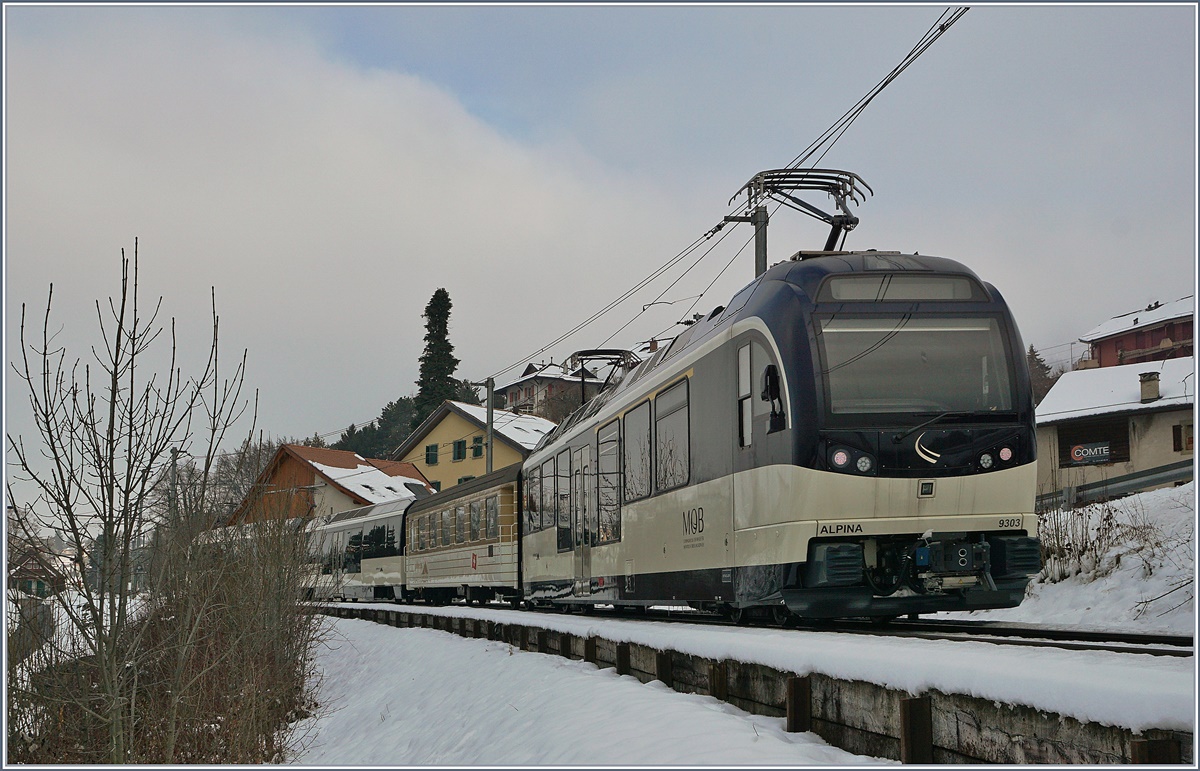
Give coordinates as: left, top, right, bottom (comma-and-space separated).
304, 7, 971, 444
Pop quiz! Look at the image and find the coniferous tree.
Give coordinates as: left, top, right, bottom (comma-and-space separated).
411, 288, 461, 430
1026, 344, 1061, 406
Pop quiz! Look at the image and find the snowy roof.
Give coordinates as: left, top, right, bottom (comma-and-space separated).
1078, 296, 1193, 343
309, 459, 425, 505
449, 402, 557, 450
496, 361, 597, 392
1035, 356, 1195, 426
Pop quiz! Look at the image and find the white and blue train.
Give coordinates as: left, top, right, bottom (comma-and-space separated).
310, 169, 1043, 622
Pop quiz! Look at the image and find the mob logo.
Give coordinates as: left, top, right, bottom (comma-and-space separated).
683, 507, 704, 535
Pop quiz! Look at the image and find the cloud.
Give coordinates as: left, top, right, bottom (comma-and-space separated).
5, 13, 703, 445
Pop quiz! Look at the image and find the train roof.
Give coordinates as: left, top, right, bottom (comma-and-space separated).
770, 250, 988, 301
530, 249, 997, 453
405, 462, 522, 516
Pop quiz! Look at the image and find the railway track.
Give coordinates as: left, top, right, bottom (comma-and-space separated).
528, 603, 1195, 658
336, 599, 1193, 657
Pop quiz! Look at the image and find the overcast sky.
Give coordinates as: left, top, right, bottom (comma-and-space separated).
4, 4, 1196, 464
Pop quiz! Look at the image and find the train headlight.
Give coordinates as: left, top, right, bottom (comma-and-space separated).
979, 453, 994, 470
831, 449, 850, 468
999, 447, 1013, 462
855, 455, 874, 473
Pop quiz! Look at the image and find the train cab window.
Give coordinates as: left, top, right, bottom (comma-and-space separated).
655, 380, 690, 491
455, 505, 466, 544
597, 419, 621, 544
556, 450, 572, 552
738, 345, 752, 447
440, 509, 452, 547
623, 401, 651, 501
469, 500, 482, 541
540, 459, 556, 531
485, 495, 500, 539
525, 466, 541, 533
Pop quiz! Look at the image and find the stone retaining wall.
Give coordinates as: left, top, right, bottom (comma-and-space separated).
322, 606, 1191, 765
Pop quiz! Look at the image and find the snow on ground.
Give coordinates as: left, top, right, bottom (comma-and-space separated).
291, 619, 889, 766
939, 482, 1195, 635
289, 483, 1194, 764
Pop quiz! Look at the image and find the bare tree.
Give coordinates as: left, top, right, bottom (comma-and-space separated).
4, 242, 322, 763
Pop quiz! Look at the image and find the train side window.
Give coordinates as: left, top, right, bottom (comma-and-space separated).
623, 401, 651, 501
363, 523, 386, 560
455, 505, 466, 544
655, 379, 690, 491
738, 345, 752, 447
440, 509, 452, 547
469, 500, 482, 541
344, 528, 363, 574
597, 419, 621, 544
541, 459, 556, 531
525, 466, 541, 532
386, 517, 399, 557
485, 495, 499, 539
417, 515, 426, 551
556, 449, 572, 552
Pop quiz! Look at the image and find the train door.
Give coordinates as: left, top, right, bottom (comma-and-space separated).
572, 444, 592, 597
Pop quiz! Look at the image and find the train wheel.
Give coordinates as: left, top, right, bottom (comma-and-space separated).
771, 605, 793, 627
729, 606, 749, 626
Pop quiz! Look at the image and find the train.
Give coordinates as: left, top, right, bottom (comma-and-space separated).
306, 169, 1043, 622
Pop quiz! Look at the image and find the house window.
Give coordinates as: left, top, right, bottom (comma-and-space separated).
458, 475, 475, 485
430, 480, 441, 493
1173, 423, 1193, 453
425, 444, 439, 465
452, 440, 467, 461
472, 436, 484, 458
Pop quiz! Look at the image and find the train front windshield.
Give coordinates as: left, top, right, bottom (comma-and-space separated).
816, 315, 1016, 421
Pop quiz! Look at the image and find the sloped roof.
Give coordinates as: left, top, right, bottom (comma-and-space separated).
394, 400, 558, 460
228, 445, 431, 524
1079, 296, 1194, 343
497, 361, 597, 392
450, 402, 557, 450
1036, 357, 1195, 426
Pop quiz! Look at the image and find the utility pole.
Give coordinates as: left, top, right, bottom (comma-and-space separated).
472, 378, 496, 475
485, 377, 494, 475
724, 205, 769, 277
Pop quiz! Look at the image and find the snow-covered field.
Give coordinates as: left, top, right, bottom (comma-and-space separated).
943, 482, 1195, 634
291, 620, 890, 766
289, 484, 1194, 765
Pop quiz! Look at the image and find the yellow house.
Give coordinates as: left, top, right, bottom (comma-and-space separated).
394, 401, 557, 492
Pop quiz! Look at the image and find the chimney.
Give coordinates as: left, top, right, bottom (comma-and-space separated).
1139, 371, 1161, 403
648, 339, 658, 353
